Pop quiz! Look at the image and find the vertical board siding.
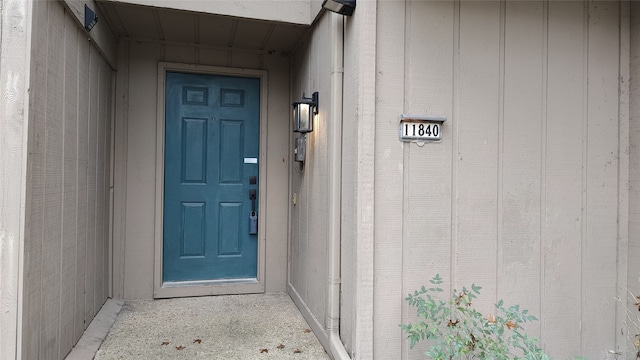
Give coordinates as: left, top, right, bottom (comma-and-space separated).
41, 3, 64, 357
543, 2, 585, 356
22, 1, 114, 358
288, 14, 331, 334
307, 14, 330, 331
629, 2, 640, 356
617, 2, 631, 355
104, 64, 113, 303
112, 41, 130, 300
95, 60, 107, 313
76, 33, 90, 338
85, 45, 98, 326
501, 0, 544, 337
404, 1, 455, 284
402, 1, 457, 359
293, 40, 309, 309
59, 12, 79, 358
373, 0, 405, 357
583, 2, 620, 356
455, 0, 501, 311
23, 0, 49, 358
371, 0, 626, 358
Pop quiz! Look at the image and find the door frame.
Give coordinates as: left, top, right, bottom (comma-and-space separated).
154, 62, 268, 298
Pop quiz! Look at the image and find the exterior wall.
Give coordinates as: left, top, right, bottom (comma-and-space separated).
21, 1, 114, 359
289, 13, 331, 346
106, 0, 322, 26
629, 1, 640, 357
290, 3, 378, 356
341, 1, 376, 357
0, 0, 32, 358
114, 40, 290, 300
374, 1, 627, 359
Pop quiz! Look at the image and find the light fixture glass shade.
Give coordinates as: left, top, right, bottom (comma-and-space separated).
292, 92, 318, 133
293, 101, 313, 133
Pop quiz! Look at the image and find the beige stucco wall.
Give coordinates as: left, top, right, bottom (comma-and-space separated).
114, 40, 291, 300
374, 1, 628, 359
20, 1, 115, 359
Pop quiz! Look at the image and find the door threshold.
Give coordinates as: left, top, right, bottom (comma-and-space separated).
155, 278, 263, 298
162, 278, 258, 288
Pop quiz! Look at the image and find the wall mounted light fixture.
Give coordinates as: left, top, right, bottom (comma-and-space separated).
292, 92, 318, 133
322, 0, 356, 16
85, 4, 98, 31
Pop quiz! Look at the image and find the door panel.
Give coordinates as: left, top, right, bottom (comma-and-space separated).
163, 71, 260, 282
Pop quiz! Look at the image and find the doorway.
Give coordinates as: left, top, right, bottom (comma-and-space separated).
154, 64, 267, 298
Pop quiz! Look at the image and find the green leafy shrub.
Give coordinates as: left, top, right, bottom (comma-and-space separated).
401, 274, 552, 360
617, 290, 640, 359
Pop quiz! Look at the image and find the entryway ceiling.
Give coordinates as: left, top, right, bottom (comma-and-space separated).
97, 1, 309, 54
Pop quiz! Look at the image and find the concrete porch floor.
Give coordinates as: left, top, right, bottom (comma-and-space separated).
88, 293, 330, 359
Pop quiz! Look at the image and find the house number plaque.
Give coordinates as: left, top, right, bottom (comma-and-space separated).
399, 115, 446, 142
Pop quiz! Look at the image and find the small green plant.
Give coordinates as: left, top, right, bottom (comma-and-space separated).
615, 289, 640, 359
628, 292, 640, 359
401, 274, 551, 360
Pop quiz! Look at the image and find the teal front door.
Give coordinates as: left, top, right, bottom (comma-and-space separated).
163, 71, 260, 283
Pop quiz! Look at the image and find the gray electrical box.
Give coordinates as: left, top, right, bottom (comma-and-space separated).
294, 135, 306, 162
